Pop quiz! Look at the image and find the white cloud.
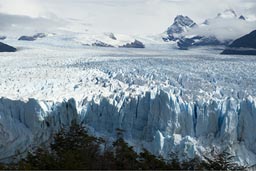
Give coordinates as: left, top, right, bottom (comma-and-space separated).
0, 0, 44, 17
186, 18, 256, 41
0, 0, 255, 34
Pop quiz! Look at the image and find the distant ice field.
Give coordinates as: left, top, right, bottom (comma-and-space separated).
0, 41, 255, 102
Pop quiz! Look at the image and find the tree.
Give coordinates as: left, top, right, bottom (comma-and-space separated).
17, 148, 56, 170
112, 137, 140, 169
0, 123, 246, 170
15, 122, 102, 170
50, 123, 101, 170
139, 149, 171, 170
203, 151, 245, 170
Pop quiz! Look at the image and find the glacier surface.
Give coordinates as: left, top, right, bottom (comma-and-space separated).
0, 42, 256, 166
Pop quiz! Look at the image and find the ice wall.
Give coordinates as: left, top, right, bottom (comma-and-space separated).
0, 89, 256, 166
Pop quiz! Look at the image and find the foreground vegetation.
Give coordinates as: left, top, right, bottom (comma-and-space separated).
0, 123, 246, 170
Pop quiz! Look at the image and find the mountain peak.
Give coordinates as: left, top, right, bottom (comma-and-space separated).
239, 15, 246, 20
217, 9, 237, 19
166, 15, 197, 36
174, 15, 196, 27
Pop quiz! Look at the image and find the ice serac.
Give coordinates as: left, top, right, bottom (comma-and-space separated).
0, 98, 78, 161
1, 90, 256, 166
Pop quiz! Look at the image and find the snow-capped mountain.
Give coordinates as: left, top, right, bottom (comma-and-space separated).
73, 32, 145, 48
203, 9, 246, 25
163, 9, 256, 50
217, 9, 237, 19
167, 15, 197, 35
163, 15, 197, 41
0, 12, 146, 49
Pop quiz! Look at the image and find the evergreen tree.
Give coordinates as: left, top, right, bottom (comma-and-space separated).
139, 149, 171, 170
17, 148, 56, 170
203, 151, 245, 170
112, 136, 140, 169
168, 153, 182, 170
0, 124, 247, 170
50, 123, 101, 170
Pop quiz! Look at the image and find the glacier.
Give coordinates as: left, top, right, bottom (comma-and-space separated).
1, 90, 256, 166
0, 41, 256, 167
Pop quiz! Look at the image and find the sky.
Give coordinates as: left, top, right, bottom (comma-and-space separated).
0, 0, 256, 34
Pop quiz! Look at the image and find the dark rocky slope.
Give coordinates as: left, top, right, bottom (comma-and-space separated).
0, 42, 16, 52
222, 30, 256, 55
